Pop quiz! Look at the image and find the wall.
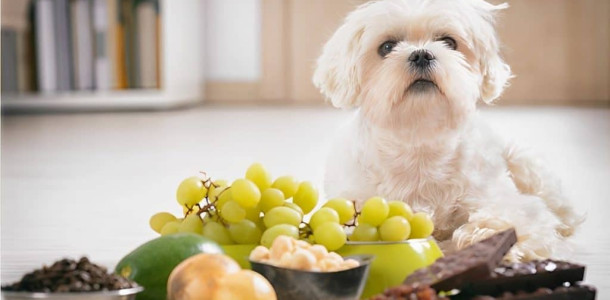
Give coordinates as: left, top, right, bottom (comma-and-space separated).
204, 0, 261, 81
203, 0, 609, 105
493, 0, 609, 105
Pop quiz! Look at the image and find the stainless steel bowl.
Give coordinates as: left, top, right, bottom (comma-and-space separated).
1, 287, 143, 300
250, 255, 373, 300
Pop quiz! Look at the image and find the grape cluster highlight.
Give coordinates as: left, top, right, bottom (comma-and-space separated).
149, 163, 435, 252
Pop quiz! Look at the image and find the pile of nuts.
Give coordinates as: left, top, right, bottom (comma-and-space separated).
1, 257, 137, 293
249, 236, 359, 272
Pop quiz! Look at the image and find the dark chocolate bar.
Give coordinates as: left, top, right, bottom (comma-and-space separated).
465, 260, 585, 296
370, 284, 447, 300
403, 228, 517, 291
373, 229, 596, 300
471, 284, 596, 300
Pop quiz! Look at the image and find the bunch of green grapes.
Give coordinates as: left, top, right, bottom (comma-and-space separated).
149, 163, 320, 248
349, 197, 435, 242
300, 196, 434, 250
149, 163, 435, 253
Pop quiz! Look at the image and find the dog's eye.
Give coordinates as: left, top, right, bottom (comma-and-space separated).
439, 36, 457, 50
378, 41, 397, 57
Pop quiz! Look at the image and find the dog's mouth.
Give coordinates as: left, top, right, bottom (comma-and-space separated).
407, 79, 438, 92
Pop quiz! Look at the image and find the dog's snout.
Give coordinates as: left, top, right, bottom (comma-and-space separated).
408, 49, 435, 68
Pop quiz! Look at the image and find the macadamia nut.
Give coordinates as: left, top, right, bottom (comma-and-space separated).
270, 235, 294, 261
290, 249, 316, 270
249, 236, 359, 272
249, 246, 270, 262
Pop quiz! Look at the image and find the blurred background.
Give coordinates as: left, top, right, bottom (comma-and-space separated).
1, 0, 609, 297
1, 0, 608, 108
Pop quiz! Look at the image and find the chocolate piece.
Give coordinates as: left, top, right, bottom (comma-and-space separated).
465, 260, 585, 296
403, 228, 517, 291
1, 257, 137, 292
370, 284, 448, 300
472, 284, 596, 300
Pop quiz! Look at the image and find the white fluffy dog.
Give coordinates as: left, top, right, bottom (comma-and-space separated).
313, 0, 581, 261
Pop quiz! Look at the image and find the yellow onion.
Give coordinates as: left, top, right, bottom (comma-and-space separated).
167, 253, 240, 300
213, 270, 277, 300
167, 253, 276, 300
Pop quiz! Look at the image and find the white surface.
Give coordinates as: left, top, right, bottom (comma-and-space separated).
204, 0, 261, 81
0, 90, 199, 112
1, 106, 609, 297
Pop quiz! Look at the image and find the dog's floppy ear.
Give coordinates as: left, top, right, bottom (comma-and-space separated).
480, 45, 512, 104
313, 6, 366, 109
476, 2, 513, 104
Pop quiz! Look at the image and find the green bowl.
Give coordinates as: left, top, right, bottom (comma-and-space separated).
336, 237, 443, 299
221, 244, 257, 269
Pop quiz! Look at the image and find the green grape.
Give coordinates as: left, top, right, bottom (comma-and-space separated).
202, 221, 234, 245
313, 222, 346, 251
231, 178, 261, 208
283, 201, 304, 216
254, 217, 266, 232
350, 223, 380, 241
228, 220, 262, 244
260, 224, 299, 248
160, 221, 181, 236
360, 196, 389, 226
388, 201, 414, 221
293, 181, 318, 214
150, 212, 177, 233
220, 201, 246, 223
208, 179, 228, 199
201, 212, 218, 223
323, 198, 355, 224
309, 207, 340, 230
409, 212, 435, 239
178, 214, 204, 234
245, 163, 272, 191
379, 216, 411, 241
271, 176, 299, 199
214, 187, 232, 209
259, 188, 285, 213
244, 206, 262, 222
176, 176, 207, 207
263, 206, 302, 228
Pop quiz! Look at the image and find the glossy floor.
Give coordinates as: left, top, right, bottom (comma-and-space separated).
2, 105, 609, 297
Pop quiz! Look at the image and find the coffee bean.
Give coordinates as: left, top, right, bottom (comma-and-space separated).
0, 257, 137, 293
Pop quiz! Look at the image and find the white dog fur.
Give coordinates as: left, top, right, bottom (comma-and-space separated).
313, 0, 581, 261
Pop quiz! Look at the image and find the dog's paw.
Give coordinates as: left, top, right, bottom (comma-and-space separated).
451, 218, 562, 262
451, 218, 513, 250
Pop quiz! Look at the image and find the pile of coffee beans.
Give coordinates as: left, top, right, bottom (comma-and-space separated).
1, 257, 137, 293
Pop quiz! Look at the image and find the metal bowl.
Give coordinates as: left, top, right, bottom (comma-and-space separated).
1, 287, 143, 300
250, 255, 373, 300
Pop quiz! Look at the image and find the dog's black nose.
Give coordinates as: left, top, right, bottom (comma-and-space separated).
408, 49, 435, 68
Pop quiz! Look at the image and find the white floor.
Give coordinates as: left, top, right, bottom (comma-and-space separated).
1, 105, 609, 297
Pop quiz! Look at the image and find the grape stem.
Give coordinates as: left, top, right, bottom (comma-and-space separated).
299, 221, 313, 239
195, 203, 213, 216
198, 172, 216, 205
188, 172, 230, 225
343, 200, 361, 227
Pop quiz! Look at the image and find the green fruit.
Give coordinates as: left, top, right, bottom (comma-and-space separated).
115, 233, 223, 300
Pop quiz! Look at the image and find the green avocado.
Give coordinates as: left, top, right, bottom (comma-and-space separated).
115, 233, 223, 300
